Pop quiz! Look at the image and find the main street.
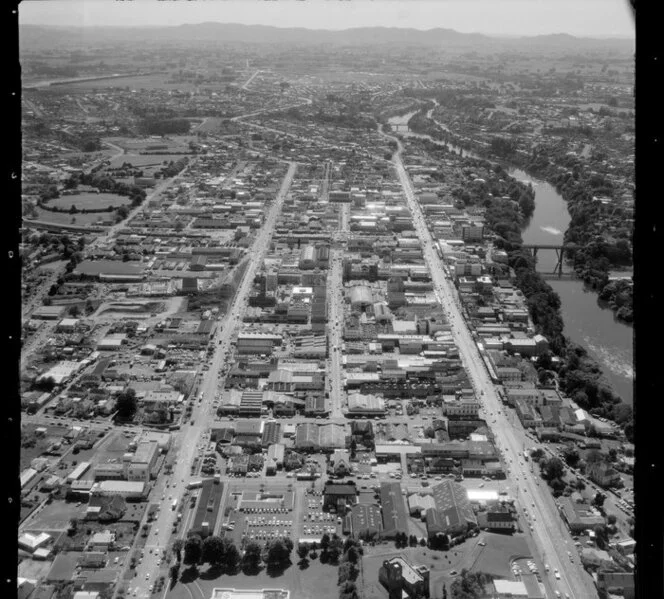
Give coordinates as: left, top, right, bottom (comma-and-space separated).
327, 203, 349, 419
123, 162, 297, 599
381, 129, 597, 599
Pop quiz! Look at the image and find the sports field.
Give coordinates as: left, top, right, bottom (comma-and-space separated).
48, 192, 130, 211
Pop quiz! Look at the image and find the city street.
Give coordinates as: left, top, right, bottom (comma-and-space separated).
382, 129, 598, 599
120, 163, 297, 599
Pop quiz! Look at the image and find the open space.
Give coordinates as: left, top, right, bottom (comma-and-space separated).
48, 192, 131, 211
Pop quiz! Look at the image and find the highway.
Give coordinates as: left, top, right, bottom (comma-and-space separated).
381, 128, 598, 599
118, 162, 297, 599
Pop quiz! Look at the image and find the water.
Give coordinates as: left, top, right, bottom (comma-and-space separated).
510, 168, 634, 405
387, 111, 634, 404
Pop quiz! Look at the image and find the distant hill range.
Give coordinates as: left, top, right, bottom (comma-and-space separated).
20, 23, 634, 52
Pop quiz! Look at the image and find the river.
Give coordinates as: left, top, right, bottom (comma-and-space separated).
387, 112, 634, 404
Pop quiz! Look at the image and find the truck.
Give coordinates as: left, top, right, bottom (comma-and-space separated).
171, 499, 178, 511
187, 480, 203, 490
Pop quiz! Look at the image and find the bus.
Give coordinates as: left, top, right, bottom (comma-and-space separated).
187, 480, 203, 490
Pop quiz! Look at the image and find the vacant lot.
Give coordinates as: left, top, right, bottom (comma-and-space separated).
49, 192, 130, 211
25, 498, 87, 532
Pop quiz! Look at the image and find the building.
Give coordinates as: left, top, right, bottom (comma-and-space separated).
19, 532, 51, 553
378, 556, 430, 599
323, 482, 358, 512
348, 503, 384, 539
380, 482, 409, 539
347, 393, 386, 417
91, 480, 147, 500
557, 497, 605, 533
126, 441, 159, 482
428, 479, 477, 538
266, 444, 285, 474
487, 580, 529, 598
597, 571, 634, 599
210, 590, 289, 599
587, 462, 621, 488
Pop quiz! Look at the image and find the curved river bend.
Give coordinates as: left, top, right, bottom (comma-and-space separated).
388, 113, 633, 404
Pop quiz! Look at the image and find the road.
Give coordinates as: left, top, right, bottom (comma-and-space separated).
122, 162, 297, 599
88, 159, 198, 252
380, 127, 597, 599
327, 209, 348, 419
241, 70, 261, 91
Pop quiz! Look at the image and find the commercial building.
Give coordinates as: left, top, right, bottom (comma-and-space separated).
427, 479, 477, 538
91, 480, 147, 500
380, 482, 409, 539
379, 557, 430, 599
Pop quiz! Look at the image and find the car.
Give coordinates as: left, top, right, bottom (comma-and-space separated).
554, 570, 560, 580
478, 540, 486, 547
449, 570, 458, 576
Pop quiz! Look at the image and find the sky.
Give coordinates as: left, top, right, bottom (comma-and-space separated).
19, 0, 635, 38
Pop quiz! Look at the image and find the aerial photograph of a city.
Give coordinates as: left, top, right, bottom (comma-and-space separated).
16, 2, 641, 599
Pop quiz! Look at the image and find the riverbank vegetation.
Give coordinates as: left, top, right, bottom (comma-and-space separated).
483, 180, 633, 442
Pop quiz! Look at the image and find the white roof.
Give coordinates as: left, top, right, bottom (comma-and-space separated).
493, 579, 528, 595
466, 489, 499, 502
18, 532, 51, 550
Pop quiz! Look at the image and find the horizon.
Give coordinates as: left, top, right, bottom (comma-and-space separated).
20, 21, 635, 40
19, 0, 635, 39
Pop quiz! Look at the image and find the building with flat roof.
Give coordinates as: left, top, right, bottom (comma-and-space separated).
379, 556, 430, 599
92, 480, 146, 499
210, 589, 290, 599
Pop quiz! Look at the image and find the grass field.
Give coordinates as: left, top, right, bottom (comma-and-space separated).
166, 559, 339, 599
48, 192, 130, 211
108, 154, 189, 168
59, 74, 199, 91
33, 208, 112, 227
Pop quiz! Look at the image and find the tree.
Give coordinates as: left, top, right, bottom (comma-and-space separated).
562, 447, 580, 468
115, 388, 138, 420
593, 492, 606, 510
170, 563, 180, 581
297, 544, 309, 561
607, 514, 617, 525
68, 305, 80, 318
183, 535, 203, 567
349, 438, 357, 459
223, 538, 240, 570
202, 535, 225, 565
346, 545, 360, 564
264, 539, 291, 566
243, 541, 262, 568
320, 533, 330, 552
541, 457, 565, 481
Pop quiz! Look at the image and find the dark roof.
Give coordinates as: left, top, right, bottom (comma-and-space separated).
351, 504, 383, 535
380, 482, 409, 534
324, 483, 357, 496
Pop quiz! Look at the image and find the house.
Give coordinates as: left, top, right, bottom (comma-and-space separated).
557, 497, 604, 533
379, 556, 430, 599
597, 571, 634, 599
587, 462, 621, 488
